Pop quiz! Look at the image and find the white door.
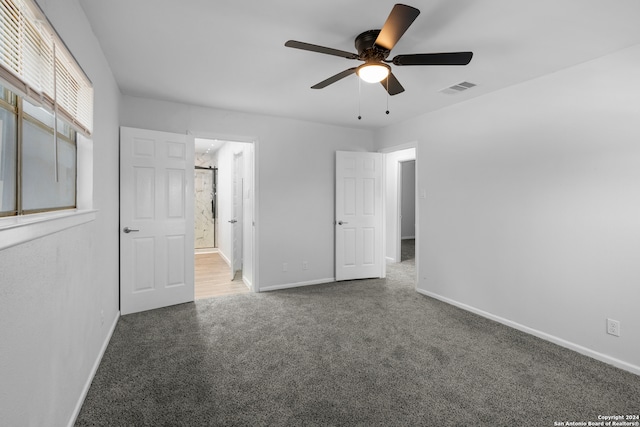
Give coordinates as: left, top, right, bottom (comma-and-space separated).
335, 151, 383, 281
120, 127, 194, 315
229, 151, 243, 280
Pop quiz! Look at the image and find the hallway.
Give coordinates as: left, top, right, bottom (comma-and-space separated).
194, 252, 249, 299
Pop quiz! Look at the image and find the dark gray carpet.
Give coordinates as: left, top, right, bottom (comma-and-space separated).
76, 260, 640, 426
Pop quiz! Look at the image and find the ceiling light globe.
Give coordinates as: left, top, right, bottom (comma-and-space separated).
357, 63, 390, 83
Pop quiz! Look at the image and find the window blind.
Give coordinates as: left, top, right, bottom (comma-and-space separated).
0, 0, 93, 136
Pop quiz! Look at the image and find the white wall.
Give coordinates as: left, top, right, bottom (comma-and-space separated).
375, 44, 640, 373
384, 148, 415, 262
400, 160, 416, 239
0, 0, 121, 425
120, 96, 375, 290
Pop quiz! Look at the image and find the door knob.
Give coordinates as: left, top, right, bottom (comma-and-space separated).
337, 221, 349, 225
228, 219, 238, 223
123, 226, 139, 233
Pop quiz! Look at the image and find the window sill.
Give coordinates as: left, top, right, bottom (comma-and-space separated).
0, 209, 97, 250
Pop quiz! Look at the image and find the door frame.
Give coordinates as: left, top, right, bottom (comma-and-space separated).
193, 132, 259, 292
380, 142, 418, 286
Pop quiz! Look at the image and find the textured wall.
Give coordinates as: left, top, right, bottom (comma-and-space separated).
375, 44, 640, 373
0, 0, 122, 425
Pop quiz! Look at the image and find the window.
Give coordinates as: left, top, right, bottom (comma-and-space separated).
0, 84, 77, 215
0, 0, 93, 216
0, 86, 17, 214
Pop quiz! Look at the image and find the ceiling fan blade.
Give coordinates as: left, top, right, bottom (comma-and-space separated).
311, 68, 358, 89
285, 40, 358, 60
392, 51, 473, 66
381, 72, 405, 95
374, 4, 420, 51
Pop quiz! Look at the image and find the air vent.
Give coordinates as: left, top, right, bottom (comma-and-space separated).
440, 81, 477, 95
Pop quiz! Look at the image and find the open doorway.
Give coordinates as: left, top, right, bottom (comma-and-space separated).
194, 137, 254, 299
384, 146, 417, 274
399, 160, 416, 263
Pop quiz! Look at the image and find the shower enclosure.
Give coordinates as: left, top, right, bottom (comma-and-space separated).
194, 166, 218, 249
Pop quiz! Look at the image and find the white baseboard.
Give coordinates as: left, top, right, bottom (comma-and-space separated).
67, 310, 120, 427
260, 277, 335, 292
218, 250, 231, 267
242, 275, 253, 291
386, 256, 397, 263
416, 288, 640, 376
195, 247, 218, 254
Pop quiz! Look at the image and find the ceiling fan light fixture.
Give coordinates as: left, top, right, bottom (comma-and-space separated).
356, 62, 390, 83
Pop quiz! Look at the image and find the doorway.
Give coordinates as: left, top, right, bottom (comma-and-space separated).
383, 146, 417, 279
193, 137, 254, 299
399, 160, 415, 263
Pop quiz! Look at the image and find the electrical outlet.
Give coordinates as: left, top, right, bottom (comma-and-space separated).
606, 318, 620, 337
302, 261, 308, 270
282, 262, 287, 272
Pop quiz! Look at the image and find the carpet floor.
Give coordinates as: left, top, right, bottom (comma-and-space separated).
76, 254, 639, 426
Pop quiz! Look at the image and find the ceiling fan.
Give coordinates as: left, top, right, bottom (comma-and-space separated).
285, 3, 473, 96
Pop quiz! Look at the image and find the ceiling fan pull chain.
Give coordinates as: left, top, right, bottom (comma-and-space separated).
358, 77, 362, 120
386, 77, 390, 115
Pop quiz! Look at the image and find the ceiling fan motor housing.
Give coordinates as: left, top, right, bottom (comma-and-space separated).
355, 30, 390, 62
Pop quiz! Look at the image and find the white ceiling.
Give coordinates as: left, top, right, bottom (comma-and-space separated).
79, 0, 640, 130
194, 138, 224, 156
